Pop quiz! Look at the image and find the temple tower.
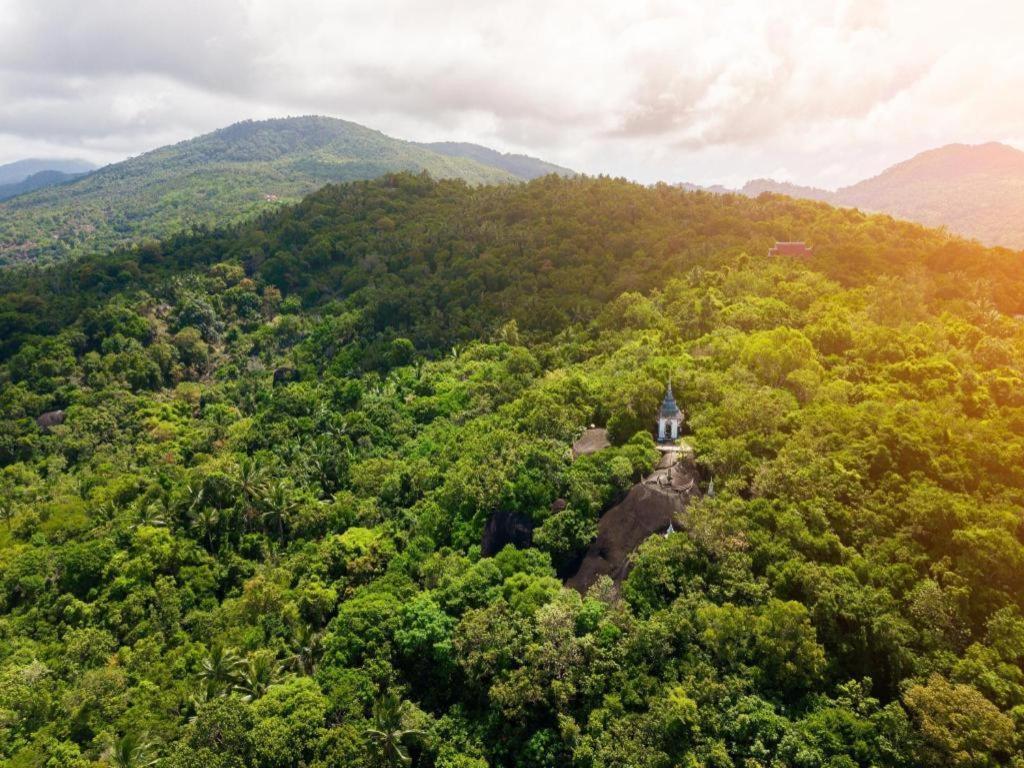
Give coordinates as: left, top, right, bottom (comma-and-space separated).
657, 380, 683, 442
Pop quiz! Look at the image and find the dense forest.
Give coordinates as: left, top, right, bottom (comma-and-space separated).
0, 117, 540, 267
1, 174, 1023, 767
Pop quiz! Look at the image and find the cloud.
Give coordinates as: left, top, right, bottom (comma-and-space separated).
0, 0, 1023, 185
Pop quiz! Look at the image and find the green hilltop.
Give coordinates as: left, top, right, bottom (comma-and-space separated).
0, 116, 555, 267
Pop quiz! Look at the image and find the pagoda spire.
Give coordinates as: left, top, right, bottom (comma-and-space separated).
657, 376, 683, 442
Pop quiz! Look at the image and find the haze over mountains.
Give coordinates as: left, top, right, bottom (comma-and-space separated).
721, 142, 1024, 249
0, 116, 572, 266
0, 158, 96, 202
0, 158, 96, 185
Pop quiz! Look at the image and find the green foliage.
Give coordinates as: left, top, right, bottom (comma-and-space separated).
0, 173, 1022, 766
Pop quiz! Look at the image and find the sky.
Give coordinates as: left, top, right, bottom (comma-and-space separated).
2, 0, 1024, 188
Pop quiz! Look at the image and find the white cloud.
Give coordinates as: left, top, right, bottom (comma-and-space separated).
0, 0, 1022, 185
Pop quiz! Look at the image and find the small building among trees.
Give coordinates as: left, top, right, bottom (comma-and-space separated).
768, 241, 813, 258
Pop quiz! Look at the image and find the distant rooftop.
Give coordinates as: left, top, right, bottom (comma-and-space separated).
768, 241, 813, 258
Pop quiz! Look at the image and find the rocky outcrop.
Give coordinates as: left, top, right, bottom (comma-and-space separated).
273, 366, 300, 386
572, 427, 610, 458
481, 509, 534, 556
36, 409, 66, 431
566, 448, 701, 594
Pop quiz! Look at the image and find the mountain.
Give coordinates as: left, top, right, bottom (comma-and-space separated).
417, 141, 574, 179
835, 142, 1024, 247
0, 169, 90, 201
1, 174, 1022, 766
740, 178, 832, 202
0, 157, 95, 185
719, 143, 1024, 248
0, 116, 551, 266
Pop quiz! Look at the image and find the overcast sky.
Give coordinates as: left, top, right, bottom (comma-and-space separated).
2, 0, 1023, 188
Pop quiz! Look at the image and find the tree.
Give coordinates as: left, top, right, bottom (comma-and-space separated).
199, 644, 243, 699
234, 651, 284, 702
365, 692, 423, 768
190, 506, 221, 551
286, 622, 324, 676
106, 731, 159, 768
235, 455, 268, 532
261, 480, 297, 543
903, 673, 1015, 768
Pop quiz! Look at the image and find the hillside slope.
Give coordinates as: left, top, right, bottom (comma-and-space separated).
835, 142, 1024, 247
728, 143, 1024, 248
741, 178, 832, 202
1, 175, 1023, 767
0, 169, 90, 201
418, 141, 574, 179
0, 117, 524, 266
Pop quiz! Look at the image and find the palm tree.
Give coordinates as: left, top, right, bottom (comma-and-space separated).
233, 650, 283, 701
137, 495, 170, 528
178, 481, 205, 529
261, 480, 296, 543
365, 693, 423, 768
106, 731, 159, 768
286, 623, 323, 676
235, 455, 267, 532
190, 506, 221, 551
198, 643, 242, 698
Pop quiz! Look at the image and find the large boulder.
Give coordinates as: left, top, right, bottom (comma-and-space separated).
273, 366, 300, 386
572, 427, 610, 458
566, 449, 701, 594
36, 409, 66, 431
481, 509, 534, 557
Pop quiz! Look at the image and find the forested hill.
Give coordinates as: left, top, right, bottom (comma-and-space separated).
416, 142, 575, 180
732, 142, 1024, 249
0, 170, 88, 202
2, 175, 1024, 767
0, 116, 542, 267
837, 142, 1024, 248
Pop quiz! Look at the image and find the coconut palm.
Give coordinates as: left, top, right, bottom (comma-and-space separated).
198, 643, 242, 697
137, 495, 170, 528
261, 480, 296, 543
235, 455, 267, 532
190, 506, 221, 551
233, 650, 283, 701
286, 623, 323, 676
365, 692, 423, 768
177, 481, 206, 531
106, 731, 159, 768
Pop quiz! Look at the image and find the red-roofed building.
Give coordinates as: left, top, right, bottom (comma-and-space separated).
768, 241, 813, 258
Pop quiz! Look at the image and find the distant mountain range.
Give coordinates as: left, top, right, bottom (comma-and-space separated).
0, 158, 96, 202
0, 169, 92, 202
0, 116, 573, 266
694, 143, 1024, 249
0, 157, 95, 185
